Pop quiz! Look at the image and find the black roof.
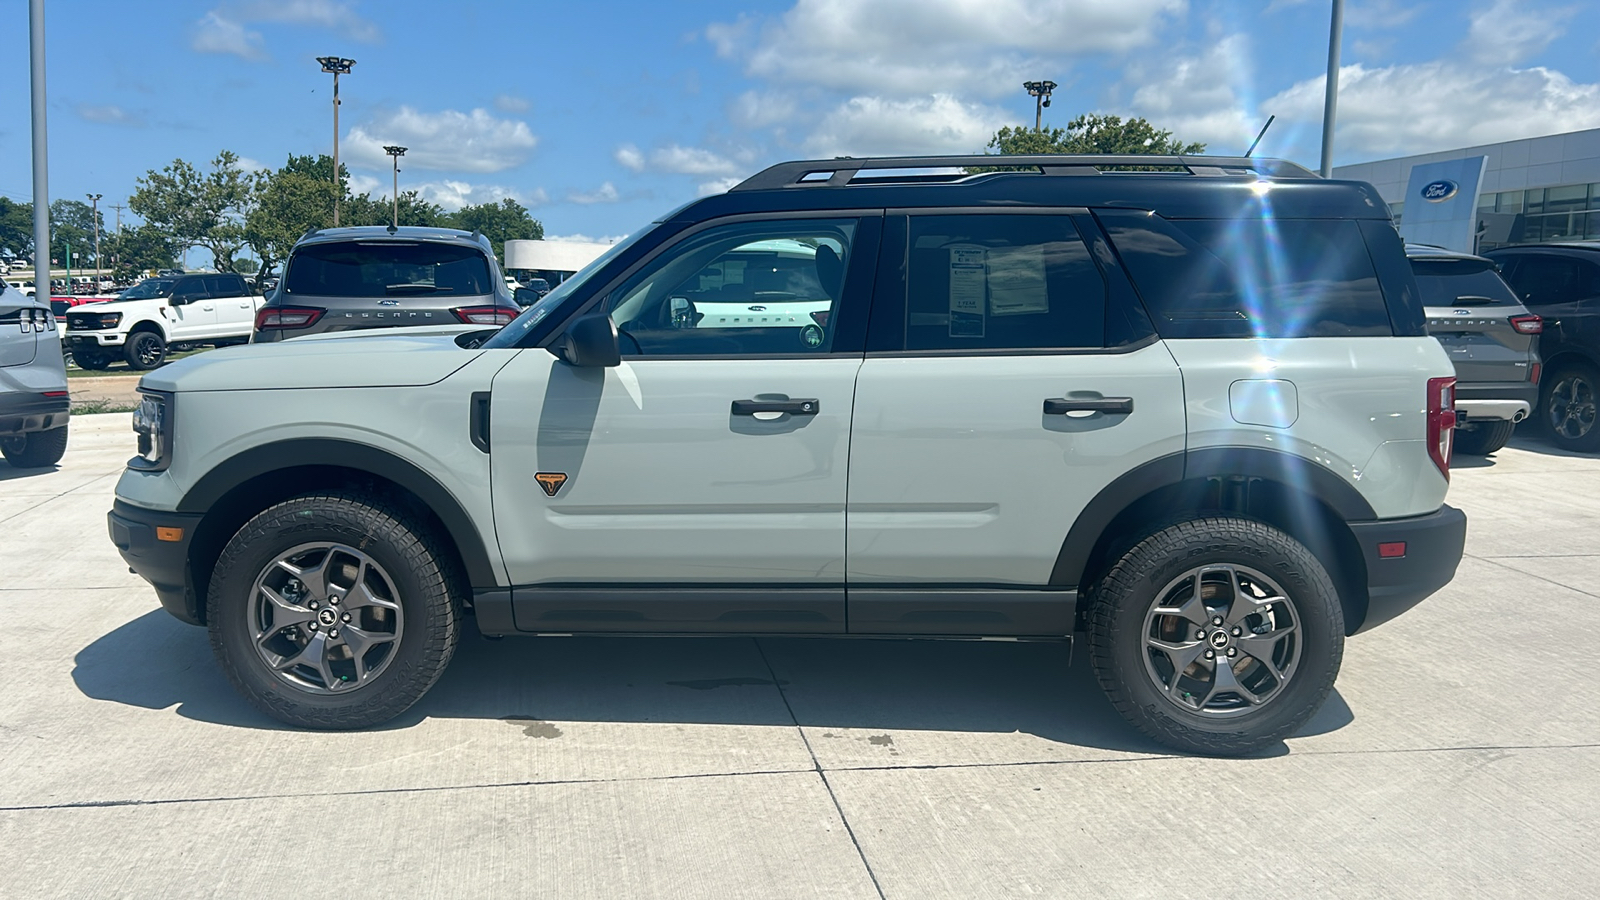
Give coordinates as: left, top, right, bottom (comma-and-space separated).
665, 154, 1391, 223
1404, 243, 1491, 262
1483, 241, 1600, 253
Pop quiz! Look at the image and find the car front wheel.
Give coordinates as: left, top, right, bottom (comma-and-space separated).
124, 331, 166, 370
1089, 517, 1344, 756
208, 492, 462, 729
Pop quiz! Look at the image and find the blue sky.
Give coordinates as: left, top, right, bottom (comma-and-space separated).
2, 0, 1597, 249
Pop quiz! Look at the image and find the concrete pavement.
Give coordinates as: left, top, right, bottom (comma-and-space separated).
1, 414, 1596, 897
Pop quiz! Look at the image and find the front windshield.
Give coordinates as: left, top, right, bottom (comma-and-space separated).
482, 228, 649, 349
118, 278, 176, 300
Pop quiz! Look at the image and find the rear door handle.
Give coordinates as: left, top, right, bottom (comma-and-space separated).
1044, 397, 1134, 415
732, 398, 820, 416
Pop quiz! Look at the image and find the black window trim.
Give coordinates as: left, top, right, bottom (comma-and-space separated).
537, 209, 887, 360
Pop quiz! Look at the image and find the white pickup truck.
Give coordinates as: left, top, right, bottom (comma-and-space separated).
63, 272, 263, 370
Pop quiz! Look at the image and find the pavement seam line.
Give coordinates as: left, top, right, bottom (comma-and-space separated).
6, 741, 1597, 814
753, 637, 888, 900
1465, 552, 1600, 600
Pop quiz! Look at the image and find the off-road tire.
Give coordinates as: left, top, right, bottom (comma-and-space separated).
208, 492, 462, 729
1088, 517, 1344, 756
74, 350, 112, 370
1540, 360, 1600, 453
0, 425, 69, 468
1454, 420, 1516, 456
124, 331, 166, 370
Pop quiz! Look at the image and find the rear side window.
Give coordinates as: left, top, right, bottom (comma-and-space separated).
285, 241, 492, 298
901, 214, 1106, 351
1099, 211, 1392, 338
203, 275, 245, 297
1409, 259, 1520, 308
1502, 255, 1599, 306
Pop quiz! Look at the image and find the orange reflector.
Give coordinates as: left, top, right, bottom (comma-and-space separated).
156, 527, 184, 542
1378, 542, 1406, 559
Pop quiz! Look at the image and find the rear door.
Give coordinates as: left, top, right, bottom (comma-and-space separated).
205, 275, 256, 337
845, 211, 1185, 634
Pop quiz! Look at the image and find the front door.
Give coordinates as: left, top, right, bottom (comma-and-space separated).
846, 212, 1185, 634
165, 279, 216, 341
489, 215, 880, 632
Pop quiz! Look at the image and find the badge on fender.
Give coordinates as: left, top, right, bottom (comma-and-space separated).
534, 472, 568, 497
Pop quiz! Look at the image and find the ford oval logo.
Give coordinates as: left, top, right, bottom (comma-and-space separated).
1421, 180, 1459, 203
748, 305, 767, 312
378, 299, 400, 307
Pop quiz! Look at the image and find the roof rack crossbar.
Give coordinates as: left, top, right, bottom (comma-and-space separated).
731, 154, 1317, 191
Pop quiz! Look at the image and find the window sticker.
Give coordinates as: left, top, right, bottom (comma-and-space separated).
948, 245, 987, 337
986, 244, 1050, 316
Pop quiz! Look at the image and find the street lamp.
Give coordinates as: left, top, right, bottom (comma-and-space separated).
383, 145, 407, 229
1023, 80, 1057, 132
315, 55, 356, 225
86, 192, 101, 277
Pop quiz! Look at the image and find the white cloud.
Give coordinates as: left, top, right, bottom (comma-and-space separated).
192, 11, 265, 59
710, 0, 1185, 97
77, 104, 145, 127
411, 181, 548, 212
804, 93, 1012, 158
347, 173, 381, 195
547, 233, 630, 244
1465, 0, 1576, 66
567, 182, 620, 204
345, 107, 538, 173
729, 90, 800, 130
697, 177, 742, 197
615, 144, 646, 172
650, 145, 739, 176
495, 94, 530, 114
191, 1, 378, 60
1125, 34, 1259, 153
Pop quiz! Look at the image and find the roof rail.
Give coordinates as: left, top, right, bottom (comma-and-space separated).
731, 154, 1319, 192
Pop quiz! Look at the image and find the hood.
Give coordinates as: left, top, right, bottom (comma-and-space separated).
139, 331, 484, 393
66, 298, 151, 312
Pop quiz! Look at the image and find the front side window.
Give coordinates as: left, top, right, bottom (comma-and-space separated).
284, 241, 492, 299
606, 219, 856, 356
901, 215, 1107, 351
117, 278, 176, 300
1101, 212, 1392, 338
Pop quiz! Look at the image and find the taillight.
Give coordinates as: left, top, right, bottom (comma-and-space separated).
1510, 314, 1543, 334
1530, 362, 1542, 385
810, 310, 831, 328
452, 306, 516, 326
256, 306, 325, 329
1426, 376, 1457, 480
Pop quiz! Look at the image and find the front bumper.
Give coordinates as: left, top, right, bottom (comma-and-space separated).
1456, 381, 1537, 421
67, 332, 126, 348
108, 499, 204, 625
0, 391, 70, 435
1348, 505, 1467, 634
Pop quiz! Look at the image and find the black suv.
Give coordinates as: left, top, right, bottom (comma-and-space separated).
1483, 243, 1600, 451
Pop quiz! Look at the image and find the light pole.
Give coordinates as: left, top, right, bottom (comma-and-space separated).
383, 145, 407, 229
86, 192, 101, 277
1319, 0, 1345, 177
29, 0, 49, 299
316, 55, 356, 225
1023, 80, 1057, 132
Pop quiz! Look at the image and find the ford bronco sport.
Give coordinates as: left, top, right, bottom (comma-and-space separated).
109, 155, 1467, 755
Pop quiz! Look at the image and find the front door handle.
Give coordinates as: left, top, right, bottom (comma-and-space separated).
732, 398, 820, 416
1044, 397, 1134, 415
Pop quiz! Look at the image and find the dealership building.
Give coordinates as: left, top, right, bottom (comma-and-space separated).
1333, 126, 1600, 251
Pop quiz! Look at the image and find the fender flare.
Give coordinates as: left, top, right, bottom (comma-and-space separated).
178, 438, 498, 588
1049, 447, 1376, 588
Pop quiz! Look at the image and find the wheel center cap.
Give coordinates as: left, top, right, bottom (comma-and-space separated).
317, 608, 339, 627
1209, 630, 1230, 650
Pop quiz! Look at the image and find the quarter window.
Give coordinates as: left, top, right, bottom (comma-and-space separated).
1505, 256, 1593, 306
606, 219, 856, 356
901, 215, 1107, 351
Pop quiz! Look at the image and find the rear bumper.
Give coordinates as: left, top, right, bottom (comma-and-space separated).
1348, 505, 1467, 634
108, 499, 204, 625
0, 391, 70, 435
1456, 381, 1537, 420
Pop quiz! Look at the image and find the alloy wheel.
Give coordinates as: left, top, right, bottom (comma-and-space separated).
249, 542, 405, 693
1548, 372, 1597, 441
1141, 564, 1301, 717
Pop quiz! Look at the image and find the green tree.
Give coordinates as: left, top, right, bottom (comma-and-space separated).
130, 150, 260, 273
50, 200, 107, 269
110, 224, 177, 282
0, 197, 33, 259
245, 157, 339, 290
973, 114, 1207, 171
445, 198, 543, 262
341, 189, 447, 229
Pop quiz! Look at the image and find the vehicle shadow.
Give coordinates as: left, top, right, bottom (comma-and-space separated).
1506, 428, 1595, 458
73, 610, 1354, 757
0, 459, 60, 480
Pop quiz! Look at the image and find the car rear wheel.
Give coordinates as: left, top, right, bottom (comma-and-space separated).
1454, 420, 1516, 456
208, 492, 461, 728
1540, 361, 1600, 453
124, 331, 166, 370
1088, 517, 1344, 756
74, 349, 112, 370
0, 425, 68, 468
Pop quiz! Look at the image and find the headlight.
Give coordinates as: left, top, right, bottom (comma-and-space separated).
129, 392, 171, 471
97, 312, 122, 329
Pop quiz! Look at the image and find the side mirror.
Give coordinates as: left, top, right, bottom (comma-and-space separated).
560, 313, 621, 368
513, 286, 541, 307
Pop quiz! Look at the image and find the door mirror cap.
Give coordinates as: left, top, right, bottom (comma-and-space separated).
513, 286, 541, 307
561, 313, 621, 368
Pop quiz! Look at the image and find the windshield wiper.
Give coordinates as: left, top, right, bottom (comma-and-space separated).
384, 284, 444, 294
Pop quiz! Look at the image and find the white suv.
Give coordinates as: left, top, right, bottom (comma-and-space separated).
108, 155, 1467, 755
64, 272, 262, 370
